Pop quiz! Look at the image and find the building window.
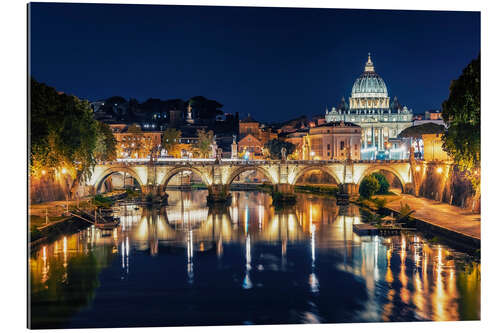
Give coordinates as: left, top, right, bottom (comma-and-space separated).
327, 144, 331, 150
340, 141, 345, 150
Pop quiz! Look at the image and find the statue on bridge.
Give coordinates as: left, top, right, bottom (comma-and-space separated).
216, 148, 223, 164
281, 147, 287, 162
210, 135, 218, 159
231, 135, 238, 159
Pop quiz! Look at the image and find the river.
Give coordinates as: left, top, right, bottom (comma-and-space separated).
29, 190, 480, 328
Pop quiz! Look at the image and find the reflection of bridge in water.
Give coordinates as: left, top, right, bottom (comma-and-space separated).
111, 191, 364, 262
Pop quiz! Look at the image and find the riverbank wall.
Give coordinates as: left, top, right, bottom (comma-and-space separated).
30, 175, 92, 204
30, 216, 91, 249
413, 162, 480, 213
384, 205, 480, 250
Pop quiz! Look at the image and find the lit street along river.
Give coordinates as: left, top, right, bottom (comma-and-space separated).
29, 191, 480, 328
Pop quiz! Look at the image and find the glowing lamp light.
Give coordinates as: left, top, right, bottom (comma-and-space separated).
311, 151, 315, 156
61, 168, 67, 174
415, 166, 421, 172
41, 170, 46, 176
437, 167, 443, 174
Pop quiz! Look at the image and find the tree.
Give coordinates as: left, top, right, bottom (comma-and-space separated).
441, 56, 480, 172
30, 78, 98, 183
189, 96, 223, 120
264, 139, 296, 160
398, 122, 446, 138
94, 122, 117, 162
195, 129, 215, 158
372, 173, 389, 194
359, 175, 380, 199
162, 128, 181, 157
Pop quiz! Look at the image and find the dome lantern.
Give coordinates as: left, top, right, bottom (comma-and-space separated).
365, 52, 375, 72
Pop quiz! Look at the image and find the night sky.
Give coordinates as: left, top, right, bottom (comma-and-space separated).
29, 3, 480, 122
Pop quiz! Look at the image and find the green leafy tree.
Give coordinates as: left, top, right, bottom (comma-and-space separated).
372, 173, 389, 194
94, 122, 117, 162
441, 56, 480, 172
30, 78, 98, 183
162, 128, 181, 157
195, 129, 215, 158
264, 139, 296, 160
359, 175, 380, 199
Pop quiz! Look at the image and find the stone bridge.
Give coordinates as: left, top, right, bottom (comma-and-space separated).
86, 159, 415, 202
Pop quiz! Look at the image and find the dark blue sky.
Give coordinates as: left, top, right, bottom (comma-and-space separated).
29, 3, 480, 122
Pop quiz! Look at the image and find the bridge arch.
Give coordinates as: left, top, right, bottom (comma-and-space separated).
160, 166, 211, 186
291, 166, 341, 185
93, 166, 145, 193
357, 165, 407, 191
226, 165, 277, 185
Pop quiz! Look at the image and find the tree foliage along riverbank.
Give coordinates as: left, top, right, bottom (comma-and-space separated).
359, 173, 390, 198
442, 56, 480, 173
30, 78, 117, 186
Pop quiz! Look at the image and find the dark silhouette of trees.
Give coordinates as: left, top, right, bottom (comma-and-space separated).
441, 56, 480, 171
264, 139, 296, 160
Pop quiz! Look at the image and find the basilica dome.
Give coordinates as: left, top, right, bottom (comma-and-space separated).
351, 54, 388, 98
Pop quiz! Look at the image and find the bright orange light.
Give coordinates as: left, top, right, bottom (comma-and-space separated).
41, 170, 46, 175
415, 166, 421, 172
437, 167, 443, 174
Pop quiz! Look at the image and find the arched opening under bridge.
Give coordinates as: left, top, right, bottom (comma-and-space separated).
292, 166, 340, 186
161, 167, 210, 189
358, 167, 405, 193
95, 168, 143, 194
227, 166, 275, 189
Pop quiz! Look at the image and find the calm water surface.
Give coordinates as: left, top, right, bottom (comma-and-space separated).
29, 191, 480, 328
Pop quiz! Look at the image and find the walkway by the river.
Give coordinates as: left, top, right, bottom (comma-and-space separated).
383, 193, 481, 241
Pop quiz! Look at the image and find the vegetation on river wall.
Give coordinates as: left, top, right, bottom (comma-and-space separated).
294, 184, 339, 196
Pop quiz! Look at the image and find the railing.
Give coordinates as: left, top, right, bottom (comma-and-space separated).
97, 158, 410, 166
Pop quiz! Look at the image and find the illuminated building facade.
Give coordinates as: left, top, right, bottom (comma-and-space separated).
300, 121, 361, 160
111, 125, 162, 159
325, 54, 413, 159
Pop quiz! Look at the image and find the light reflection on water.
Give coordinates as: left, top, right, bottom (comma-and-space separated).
29, 190, 480, 328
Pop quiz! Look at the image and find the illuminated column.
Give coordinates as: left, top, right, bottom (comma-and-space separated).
379, 127, 383, 150
371, 125, 375, 149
